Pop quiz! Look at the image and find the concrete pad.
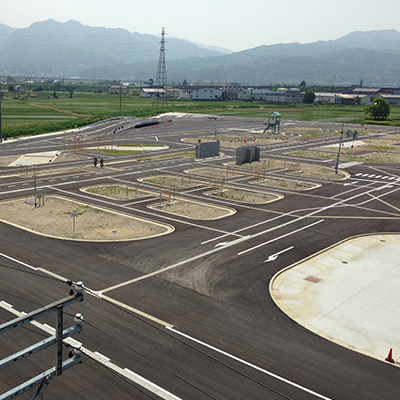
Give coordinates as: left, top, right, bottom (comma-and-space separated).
270, 234, 400, 363
8, 150, 60, 166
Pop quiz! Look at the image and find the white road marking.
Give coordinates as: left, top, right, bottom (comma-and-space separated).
264, 246, 294, 262
331, 181, 376, 198
0, 252, 38, 270
124, 369, 182, 400
167, 327, 332, 400
202, 214, 286, 245
238, 220, 324, 256
94, 351, 111, 362
0, 302, 181, 400
214, 235, 250, 248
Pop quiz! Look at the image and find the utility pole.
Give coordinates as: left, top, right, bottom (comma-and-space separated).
0, 81, 3, 144
335, 121, 345, 174
0, 282, 85, 400
119, 81, 122, 116
172, 82, 175, 113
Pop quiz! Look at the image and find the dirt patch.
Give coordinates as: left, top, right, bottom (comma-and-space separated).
205, 187, 282, 204
290, 135, 400, 164
224, 160, 347, 181
185, 166, 326, 192
82, 184, 152, 200
186, 167, 244, 179
182, 134, 294, 149
139, 175, 205, 188
0, 196, 173, 241
148, 198, 235, 220
251, 178, 320, 191
82, 183, 235, 220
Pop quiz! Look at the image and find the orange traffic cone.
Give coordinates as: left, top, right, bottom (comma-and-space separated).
385, 348, 394, 363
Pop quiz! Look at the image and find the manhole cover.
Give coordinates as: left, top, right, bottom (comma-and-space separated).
304, 276, 322, 284
110, 230, 120, 234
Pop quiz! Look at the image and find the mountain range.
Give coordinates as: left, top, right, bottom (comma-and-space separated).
1, 20, 400, 86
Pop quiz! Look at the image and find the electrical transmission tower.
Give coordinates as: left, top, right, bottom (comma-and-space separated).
153, 27, 167, 106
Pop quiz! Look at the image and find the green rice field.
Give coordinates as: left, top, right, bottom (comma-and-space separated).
1, 90, 399, 139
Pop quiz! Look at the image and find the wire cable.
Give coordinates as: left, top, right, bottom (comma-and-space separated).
83, 350, 158, 400
87, 289, 294, 399
63, 310, 219, 400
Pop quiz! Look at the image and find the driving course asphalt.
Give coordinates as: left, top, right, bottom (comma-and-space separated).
0, 115, 399, 399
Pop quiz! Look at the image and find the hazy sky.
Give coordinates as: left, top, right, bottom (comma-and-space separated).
2, 0, 400, 52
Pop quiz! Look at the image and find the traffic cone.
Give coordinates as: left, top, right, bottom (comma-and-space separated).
385, 348, 394, 363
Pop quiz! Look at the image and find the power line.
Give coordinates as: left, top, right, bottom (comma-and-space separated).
97, 293, 294, 399
86, 353, 158, 400
64, 310, 219, 400
0, 262, 293, 399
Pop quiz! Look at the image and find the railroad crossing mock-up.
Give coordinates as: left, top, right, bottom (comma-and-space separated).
1, 113, 400, 399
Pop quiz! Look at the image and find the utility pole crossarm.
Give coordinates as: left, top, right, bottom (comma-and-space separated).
0, 292, 83, 336
0, 324, 82, 371
0, 356, 82, 400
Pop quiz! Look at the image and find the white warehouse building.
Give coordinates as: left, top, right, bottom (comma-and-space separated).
191, 87, 222, 100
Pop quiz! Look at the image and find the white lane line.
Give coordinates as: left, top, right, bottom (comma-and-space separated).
0, 302, 181, 400
94, 351, 111, 362
0, 252, 38, 270
331, 181, 376, 199
238, 220, 324, 256
124, 369, 182, 400
167, 327, 332, 400
202, 214, 286, 245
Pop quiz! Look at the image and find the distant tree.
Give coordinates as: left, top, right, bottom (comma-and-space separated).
69, 89, 74, 98
8, 85, 13, 92
326, 85, 337, 93
299, 80, 306, 87
271, 84, 281, 92
182, 79, 188, 86
355, 96, 361, 106
303, 90, 316, 104
53, 91, 58, 98
364, 97, 390, 120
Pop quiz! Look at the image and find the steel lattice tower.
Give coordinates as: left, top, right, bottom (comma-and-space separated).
154, 27, 167, 105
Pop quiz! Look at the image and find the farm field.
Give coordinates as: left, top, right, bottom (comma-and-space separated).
1, 91, 399, 139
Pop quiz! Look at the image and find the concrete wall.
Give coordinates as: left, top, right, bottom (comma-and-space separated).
196, 141, 220, 158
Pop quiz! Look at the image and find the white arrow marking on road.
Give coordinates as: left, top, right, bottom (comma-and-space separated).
214, 235, 250, 248
155, 136, 159, 141
264, 246, 294, 263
